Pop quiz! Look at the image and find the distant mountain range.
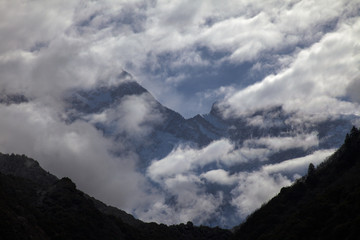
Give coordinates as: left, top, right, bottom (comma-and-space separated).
65, 74, 358, 165
1, 71, 359, 228
62, 73, 358, 227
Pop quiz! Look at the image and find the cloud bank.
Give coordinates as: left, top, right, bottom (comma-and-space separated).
0, 102, 162, 211
218, 17, 360, 118
86, 93, 164, 140
2, 0, 358, 117
145, 133, 326, 224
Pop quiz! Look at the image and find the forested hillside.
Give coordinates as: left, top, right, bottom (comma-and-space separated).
0, 153, 230, 240
232, 127, 360, 240
1, 127, 360, 239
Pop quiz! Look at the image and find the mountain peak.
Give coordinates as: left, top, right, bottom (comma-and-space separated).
65, 80, 148, 115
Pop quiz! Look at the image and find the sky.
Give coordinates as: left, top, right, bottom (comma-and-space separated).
1, 0, 360, 228
1, 0, 359, 118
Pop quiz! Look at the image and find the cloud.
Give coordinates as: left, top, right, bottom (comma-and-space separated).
0, 102, 159, 211
218, 17, 360, 118
135, 174, 224, 225
147, 139, 234, 181
246, 114, 284, 128
262, 149, 336, 174
0, 1, 76, 54
347, 78, 360, 104
86, 93, 163, 140
201, 169, 237, 185
0, 0, 130, 104
1, 0, 359, 228
146, 133, 331, 222
231, 171, 291, 217
147, 138, 274, 182
230, 149, 335, 217
148, 132, 319, 182
1, 0, 359, 117
25, 0, 353, 117
198, 12, 284, 62
161, 174, 223, 224
244, 132, 319, 151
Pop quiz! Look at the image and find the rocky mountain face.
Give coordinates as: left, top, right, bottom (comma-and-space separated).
64, 78, 223, 162
0, 153, 231, 240
62, 76, 359, 227
65, 78, 358, 168
231, 126, 360, 240
2, 72, 360, 233
2, 72, 357, 228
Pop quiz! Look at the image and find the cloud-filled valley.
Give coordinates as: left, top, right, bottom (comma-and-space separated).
1, 0, 360, 228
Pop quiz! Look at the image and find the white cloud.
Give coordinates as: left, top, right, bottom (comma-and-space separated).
137, 170, 224, 225
147, 139, 233, 181
147, 138, 275, 182
136, 185, 223, 225
86, 93, 163, 140
148, 132, 320, 182
199, 12, 284, 62
201, 169, 237, 185
146, 132, 332, 221
1, 0, 358, 117
244, 132, 319, 151
1, 0, 359, 228
230, 148, 335, 217
28, 0, 353, 117
0, 0, 76, 54
218, 17, 360, 118
0, 102, 157, 211
246, 115, 282, 128
262, 149, 336, 174
231, 171, 291, 217
0, 0, 131, 102
163, 173, 223, 224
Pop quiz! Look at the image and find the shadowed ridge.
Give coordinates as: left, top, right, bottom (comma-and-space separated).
0, 153, 232, 240
0, 153, 57, 187
232, 126, 360, 240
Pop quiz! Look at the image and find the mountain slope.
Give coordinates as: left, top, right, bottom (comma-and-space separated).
65, 78, 225, 162
63, 77, 359, 227
1, 127, 360, 239
65, 78, 358, 168
0, 153, 231, 240
232, 126, 360, 240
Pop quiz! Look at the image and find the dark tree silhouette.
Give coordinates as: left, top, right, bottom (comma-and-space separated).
308, 163, 315, 176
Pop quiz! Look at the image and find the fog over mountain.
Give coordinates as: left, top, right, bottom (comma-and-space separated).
0, 0, 360, 228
